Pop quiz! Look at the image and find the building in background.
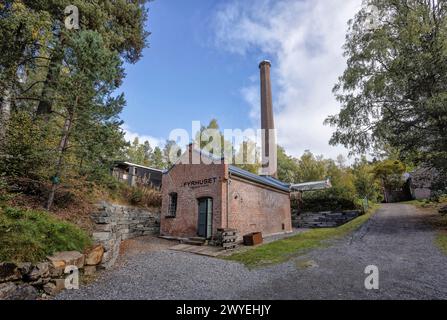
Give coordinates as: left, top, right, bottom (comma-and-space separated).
112, 161, 163, 189
409, 167, 439, 200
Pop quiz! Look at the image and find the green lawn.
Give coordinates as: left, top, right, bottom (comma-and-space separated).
224, 204, 380, 268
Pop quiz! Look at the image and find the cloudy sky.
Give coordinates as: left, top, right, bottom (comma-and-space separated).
120, 0, 363, 159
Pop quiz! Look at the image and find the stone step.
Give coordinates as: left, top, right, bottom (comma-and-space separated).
181, 239, 206, 246
189, 237, 207, 242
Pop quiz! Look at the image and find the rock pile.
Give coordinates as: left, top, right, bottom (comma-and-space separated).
0, 247, 104, 300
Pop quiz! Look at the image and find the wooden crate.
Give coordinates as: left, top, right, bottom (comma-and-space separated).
243, 232, 263, 246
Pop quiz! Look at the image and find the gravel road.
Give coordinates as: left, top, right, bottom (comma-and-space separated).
57, 204, 447, 300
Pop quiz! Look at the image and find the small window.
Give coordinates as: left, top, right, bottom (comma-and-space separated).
167, 193, 178, 218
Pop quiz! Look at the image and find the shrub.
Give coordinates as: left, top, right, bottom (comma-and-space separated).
129, 188, 144, 205
119, 185, 162, 208
431, 189, 447, 202
0, 206, 92, 263
301, 189, 359, 212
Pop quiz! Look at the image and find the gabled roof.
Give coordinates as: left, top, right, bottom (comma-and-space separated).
229, 165, 290, 192
163, 144, 291, 192
290, 179, 332, 192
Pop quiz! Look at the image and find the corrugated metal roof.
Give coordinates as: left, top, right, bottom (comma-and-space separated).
115, 161, 164, 172
229, 165, 290, 192
162, 145, 291, 192
290, 179, 332, 191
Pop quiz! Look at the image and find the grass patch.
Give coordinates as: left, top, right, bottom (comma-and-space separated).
435, 231, 447, 255
224, 204, 380, 268
430, 214, 447, 255
404, 199, 447, 255
0, 206, 92, 263
401, 199, 438, 209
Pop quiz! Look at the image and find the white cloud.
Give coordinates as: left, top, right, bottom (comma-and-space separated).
241, 85, 260, 122
213, 0, 363, 160
121, 124, 164, 149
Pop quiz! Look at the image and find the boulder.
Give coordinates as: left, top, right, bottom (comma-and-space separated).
17, 262, 33, 277
83, 265, 96, 276
47, 251, 85, 269
26, 262, 50, 284
0, 262, 21, 283
85, 245, 104, 266
0, 282, 39, 300
43, 282, 57, 295
0, 282, 16, 298
49, 263, 64, 278
43, 278, 66, 296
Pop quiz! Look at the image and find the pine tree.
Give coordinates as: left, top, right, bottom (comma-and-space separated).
163, 139, 181, 168
46, 30, 126, 209
150, 147, 165, 169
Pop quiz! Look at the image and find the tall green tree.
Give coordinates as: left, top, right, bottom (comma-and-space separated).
150, 146, 165, 169
373, 159, 407, 191
23, 0, 150, 117
163, 139, 182, 168
46, 30, 126, 209
0, 1, 52, 140
352, 156, 382, 202
126, 137, 154, 167
234, 140, 261, 174
194, 119, 233, 159
326, 0, 447, 172
276, 146, 299, 183
296, 151, 326, 182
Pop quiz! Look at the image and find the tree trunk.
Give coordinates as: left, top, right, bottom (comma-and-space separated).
0, 89, 11, 146
36, 43, 64, 119
46, 103, 75, 210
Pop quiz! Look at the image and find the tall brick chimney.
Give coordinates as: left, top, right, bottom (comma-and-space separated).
259, 60, 277, 178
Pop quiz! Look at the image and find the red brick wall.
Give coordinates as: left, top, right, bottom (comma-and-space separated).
161, 148, 292, 240
228, 177, 292, 239
160, 163, 227, 238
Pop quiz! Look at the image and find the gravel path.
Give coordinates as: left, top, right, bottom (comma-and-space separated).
57, 204, 447, 300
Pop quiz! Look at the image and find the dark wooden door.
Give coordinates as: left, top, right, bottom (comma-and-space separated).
198, 198, 213, 239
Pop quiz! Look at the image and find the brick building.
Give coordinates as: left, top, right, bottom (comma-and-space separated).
160, 60, 293, 241
160, 146, 292, 241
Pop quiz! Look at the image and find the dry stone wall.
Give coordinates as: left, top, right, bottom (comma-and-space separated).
293, 210, 361, 228
91, 202, 160, 269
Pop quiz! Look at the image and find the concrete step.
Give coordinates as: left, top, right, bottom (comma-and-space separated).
189, 237, 207, 242
181, 239, 206, 246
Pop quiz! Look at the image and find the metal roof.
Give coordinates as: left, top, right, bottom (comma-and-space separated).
162, 145, 291, 192
229, 165, 290, 192
115, 161, 164, 172
290, 179, 332, 192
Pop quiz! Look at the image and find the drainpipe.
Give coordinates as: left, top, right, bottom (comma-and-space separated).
226, 174, 231, 229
